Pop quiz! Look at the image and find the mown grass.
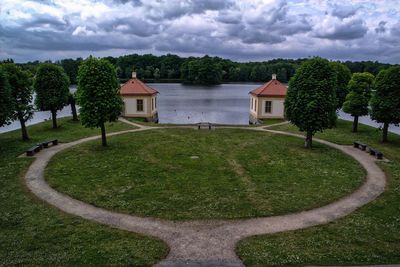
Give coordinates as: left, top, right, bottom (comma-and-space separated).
236, 120, 400, 266
0, 117, 168, 266
259, 119, 286, 126
46, 128, 364, 220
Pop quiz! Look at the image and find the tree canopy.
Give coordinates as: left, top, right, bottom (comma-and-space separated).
34, 64, 70, 129
77, 57, 123, 146
330, 62, 352, 109
370, 66, 400, 142
0, 68, 13, 127
1, 63, 33, 140
342, 72, 375, 132
285, 57, 337, 148
180, 56, 223, 85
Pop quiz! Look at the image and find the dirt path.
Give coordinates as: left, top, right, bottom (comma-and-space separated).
24, 123, 386, 266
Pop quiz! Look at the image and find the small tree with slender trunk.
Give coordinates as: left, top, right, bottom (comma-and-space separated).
34, 64, 69, 129
1, 63, 33, 140
370, 66, 400, 143
68, 92, 78, 121
77, 57, 123, 146
342, 72, 375, 133
0, 68, 13, 127
285, 57, 337, 148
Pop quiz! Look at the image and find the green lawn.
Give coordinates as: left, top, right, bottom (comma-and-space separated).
46, 128, 364, 220
259, 119, 286, 126
0, 117, 168, 266
236, 120, 400, 266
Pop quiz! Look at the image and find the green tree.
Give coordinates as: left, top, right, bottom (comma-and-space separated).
370, 66, 400, 142
330, 62, 352, 109
342, 72, 374, 132
60, 58, 82, 84
285, 58, 337, 148
1, 64, 33, 140
77, 57, 123, 146
181, 56, 223, 85
0, 68, 13, 127
154, 68, 160, 80
68, 92, 78, 121
34, 64, 70, 129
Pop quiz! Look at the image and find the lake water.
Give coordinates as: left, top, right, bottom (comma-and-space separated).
1, 83, 399, 134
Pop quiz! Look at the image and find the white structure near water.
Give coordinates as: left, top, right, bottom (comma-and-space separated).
120, 72, 159, 122
249, 74, 287, 123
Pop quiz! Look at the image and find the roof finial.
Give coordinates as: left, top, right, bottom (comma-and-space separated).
132, 72, 137, 78
272, 73, 277, 80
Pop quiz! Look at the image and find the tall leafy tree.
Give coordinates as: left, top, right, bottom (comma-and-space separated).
34, 64, 70, 129
285, 57, 337, 148
77, 57, 123, 146
0, 68, 13, 127
370, 66, 400, 142
68, 92, 78, 121
330, 62, 352, 109
342, 72, 374, 132
1, 64, 33, 140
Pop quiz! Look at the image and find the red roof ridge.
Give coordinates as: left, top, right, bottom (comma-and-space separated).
249, 77, 287, 97
120, 77, 159, 96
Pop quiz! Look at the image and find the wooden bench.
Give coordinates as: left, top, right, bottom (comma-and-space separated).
26, 145, 42, 157
197, 122, 213, 130
368, 147, 384, 160
41, 139, 58, 148
353, 141, 367, 151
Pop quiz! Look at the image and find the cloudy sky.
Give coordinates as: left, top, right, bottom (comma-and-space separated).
1, 0, 400, 63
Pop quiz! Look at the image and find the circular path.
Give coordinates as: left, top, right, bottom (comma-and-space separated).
24, 119, 386, 267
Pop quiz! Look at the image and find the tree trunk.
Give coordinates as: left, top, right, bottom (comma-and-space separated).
51, 109, 58, 129
18, 113, 29, 141
382, 122, 389, 143
305, 130, 313, 148
101, 123, 107, 146
352, 115, 359, 133
70, 97, 78, 121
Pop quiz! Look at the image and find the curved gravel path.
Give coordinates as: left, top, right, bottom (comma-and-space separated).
24, 120, 386, 267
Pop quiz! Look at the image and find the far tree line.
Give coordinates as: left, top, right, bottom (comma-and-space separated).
2, 54, 396, 85
1, 56, 399, 148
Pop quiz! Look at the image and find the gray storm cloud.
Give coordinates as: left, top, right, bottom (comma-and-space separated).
0, 0, 399, 63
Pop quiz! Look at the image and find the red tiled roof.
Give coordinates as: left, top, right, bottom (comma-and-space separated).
249, 78, 287, 97
120, 78, 158, 96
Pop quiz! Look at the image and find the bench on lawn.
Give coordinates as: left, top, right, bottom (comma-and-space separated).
41, 139, 58, 148
353, 141, 367, 151
26, 139, 58, 157
368, 147, 384, 160
197, 122, 214, 130
26, 145, 42, 157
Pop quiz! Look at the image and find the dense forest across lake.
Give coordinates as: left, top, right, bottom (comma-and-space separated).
3, 54, 396, 85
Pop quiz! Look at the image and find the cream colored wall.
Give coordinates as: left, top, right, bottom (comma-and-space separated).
258, 97, 285, 119
249, 96, 285, 119
149, 96, 157, 115
249, 96, 258, 116
123, 95, 157, 117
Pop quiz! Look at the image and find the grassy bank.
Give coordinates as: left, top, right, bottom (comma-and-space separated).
0, 118, 168, 266
46, 128, 363, 220
236, 120, 400, 266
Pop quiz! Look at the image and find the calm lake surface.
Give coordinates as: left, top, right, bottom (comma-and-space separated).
1, 83, 399, 134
